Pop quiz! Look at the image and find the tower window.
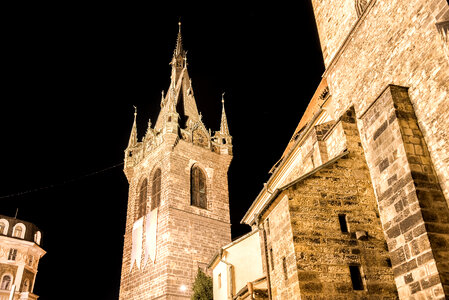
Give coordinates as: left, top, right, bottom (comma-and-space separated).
218, 273, 221, 289
151, 168, 162, 210
349, 265, 364, 290
1, 275, 12, 290
8, 249, 17, 261
338, 214, 348, 233
269, 248, 274, 271
136, 179, 148, 219
191, 166, 207, 209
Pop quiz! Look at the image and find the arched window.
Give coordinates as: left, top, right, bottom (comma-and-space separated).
1, 275, 12, 290
22, 279, 30, 292
12, 223, 26, 239
0, 219, 8, 235
34, 231, 42, 245
191, 166, 207, 209
151, 168, 162, 210
136, 179, 148, 219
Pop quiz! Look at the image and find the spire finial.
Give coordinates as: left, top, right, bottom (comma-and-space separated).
174, 20, 184, 58
220, 93, 230, 136
127, 105, 138, 148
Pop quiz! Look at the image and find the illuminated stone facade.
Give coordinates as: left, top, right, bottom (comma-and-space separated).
242, 1, 449, 299
0, 215, 45, 300
118, 24, 232, 300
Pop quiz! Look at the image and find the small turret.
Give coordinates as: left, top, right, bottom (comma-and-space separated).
124, 106, 140, 173
213, 93, 233, 155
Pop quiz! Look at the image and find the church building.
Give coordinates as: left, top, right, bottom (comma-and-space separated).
119, 23, 233, 299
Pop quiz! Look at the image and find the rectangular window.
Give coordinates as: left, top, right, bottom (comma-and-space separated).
338, 214, 348, 233
269, 248, 274, 271
266, 218, 270, 236
349, 265, 364, 290
218, 273, 221, 289
282, 257, 288, 280
8, 249, 17, 261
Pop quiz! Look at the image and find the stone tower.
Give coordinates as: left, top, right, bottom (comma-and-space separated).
119, 23, 233, 300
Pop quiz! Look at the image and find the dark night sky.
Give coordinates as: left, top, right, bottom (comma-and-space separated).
1, 3, 324, 299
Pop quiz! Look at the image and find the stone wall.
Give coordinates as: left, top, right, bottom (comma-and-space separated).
358, 85, 449, 298
285, 109, 397, 299
311, 0, 449, 205
119, 136, 232, 299
263, 195, 300, 300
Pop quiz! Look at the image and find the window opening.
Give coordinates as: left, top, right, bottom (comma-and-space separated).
151, 168, 162, 210
137, 179, 148, 219
8, 249, 17, 261
338, 214, 348, 233
1, 275, 12, 290
349, 265, 364, 290
191, 166, 207, 209
282, 257, 288, 280
13, 226, 23, 238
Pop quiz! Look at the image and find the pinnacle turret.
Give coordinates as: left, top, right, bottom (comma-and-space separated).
127, 106, 138, 149
220, 93, 230, 136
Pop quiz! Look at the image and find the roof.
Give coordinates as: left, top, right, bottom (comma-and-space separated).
281, 77, 328, 159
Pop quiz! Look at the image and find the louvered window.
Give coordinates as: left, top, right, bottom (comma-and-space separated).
191, 166, 207, 209
151, 169, 162, 210
136, 179, 148, 219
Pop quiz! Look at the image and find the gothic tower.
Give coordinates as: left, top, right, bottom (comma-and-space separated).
119, 23, 233, 299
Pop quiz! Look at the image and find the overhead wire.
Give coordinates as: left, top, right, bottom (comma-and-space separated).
0, 162, 124, 199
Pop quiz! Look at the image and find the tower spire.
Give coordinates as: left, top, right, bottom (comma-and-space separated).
127, 106, 138, 148
220, 93, 230, 135
174, 21, 185, 59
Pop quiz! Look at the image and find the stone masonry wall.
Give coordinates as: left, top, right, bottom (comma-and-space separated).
119, 135, 232, 300
263, 195, 301, 300
358, 85, 449, 299
311, 0, 449, 205
285, 108, 397, 299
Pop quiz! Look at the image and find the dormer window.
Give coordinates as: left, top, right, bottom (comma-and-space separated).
0, 219, 8, 235
34, 231, 42, 245
12, 223, 26, 239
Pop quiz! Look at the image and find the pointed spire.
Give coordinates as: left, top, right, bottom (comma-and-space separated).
174, 21, 185, 58
220, 93, 230, 135
127, 106, 138, 148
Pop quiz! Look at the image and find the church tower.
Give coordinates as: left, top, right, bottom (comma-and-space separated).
119, 23, 233, 299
